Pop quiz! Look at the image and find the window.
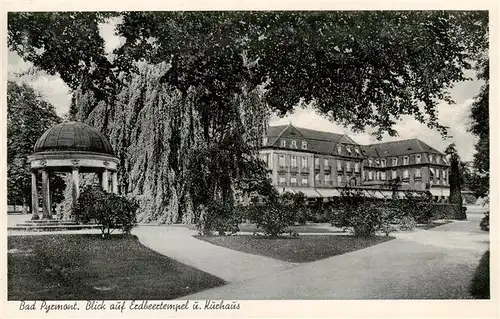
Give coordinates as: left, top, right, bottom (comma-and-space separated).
392, 158, 398, 166
259, 154, 268, 165
279, 154, 285, 167
415, 168, 421, 178
362, 170, 366, 181
403, 169, 409, 179
346, 162, 351, 171
325, 173, 331, 184
291, 155, 297, 168
376, 171, 381, 180
290, 176, 297, 185
278, 176, 286, 185
302, 141, 307, 149
392, 170, 397, 179
291, 140, 297, 148
355, 162, 360, 172
416, 154, 421, 164
381, 171, 386, 180
346, 145, 352, 154
324, 159, 329, 167
442, 156, 448, 164
436, 155, 440, 164
403, 156, 409, 165
301, 156, 308, 168
337, 144, 342, 154
375, 159, 380, 166
368, 171, 373, 180
315, 173, 320, 181
315, 158, 319, 166
368, 158, 373, 166
281, 139, 286, 147
337, 160, 342, 171
436, 168, 440, 178
263, 137, 268, 146
429, 154, 433, 163
381, 159, 386, 168
337, 175, 342, 185
354, 147, 360, 155
302, 177, 308, 186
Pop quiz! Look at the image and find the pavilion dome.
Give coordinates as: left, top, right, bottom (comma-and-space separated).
33, 121, 115, 155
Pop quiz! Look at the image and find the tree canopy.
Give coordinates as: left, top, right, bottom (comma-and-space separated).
7, 81, 64, 209
8, 11, 489, 138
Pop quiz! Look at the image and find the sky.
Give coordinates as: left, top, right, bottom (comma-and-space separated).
7, 20, 483, 162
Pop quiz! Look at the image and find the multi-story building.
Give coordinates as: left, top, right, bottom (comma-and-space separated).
259, 124, 450, 201
361, 140, 450, 201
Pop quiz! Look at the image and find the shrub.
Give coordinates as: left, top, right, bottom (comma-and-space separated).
197, 201, 242, 236
348, 202, 391, 237
244, 191, 303, 237
480, 212, 489, 231
74, 185, 139, 238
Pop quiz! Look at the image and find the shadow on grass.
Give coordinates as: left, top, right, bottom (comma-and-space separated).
470, 250, 489, 299
8, 234, 225, 300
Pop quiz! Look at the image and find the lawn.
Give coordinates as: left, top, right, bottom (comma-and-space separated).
196, 235, 393, 263
237, 223, 342, 234
470, 250, 490, 299
415, 220, 452, 230
8, 234, 225, 300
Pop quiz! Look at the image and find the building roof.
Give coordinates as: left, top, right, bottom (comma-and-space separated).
33, 121, 115, 155
362, 138, 444, 157
265, 125, 444, 157
265, 124, 358, 155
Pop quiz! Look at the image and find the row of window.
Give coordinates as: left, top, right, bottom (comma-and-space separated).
363, 168, 448, 181
272, 138, 309, 150
366, 153, 447, 167
277, 174, 360, 186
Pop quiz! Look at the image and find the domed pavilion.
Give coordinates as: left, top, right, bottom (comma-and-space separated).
27, 121, 119, 220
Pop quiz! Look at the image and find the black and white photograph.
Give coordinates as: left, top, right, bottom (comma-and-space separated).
2, 3, 497, 318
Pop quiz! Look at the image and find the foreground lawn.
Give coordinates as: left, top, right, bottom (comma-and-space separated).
8, 234, 225, 300
470, 250, 490, 299
196, 235, 393, 263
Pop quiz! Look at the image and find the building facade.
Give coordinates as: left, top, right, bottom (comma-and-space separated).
259, 124, 450, 201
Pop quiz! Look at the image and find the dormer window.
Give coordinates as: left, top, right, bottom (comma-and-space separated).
291, 140, 297, 148
416, 154, 421, 164
337, 144, 342, 154
281, 139, 286, 148
346, 145, 352, 154
375, 159, 380, 166
429, 154, 433, 163
262, 137, 268, 146
403, 156, 409, 165
302, 141, 307, 149
381, 159, 386, 168
368, 158, 373, 166
436, 155, 440, 164
392, 158, 398, 166
354, 147, 360, 155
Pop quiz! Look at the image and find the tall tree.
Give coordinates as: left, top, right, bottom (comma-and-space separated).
7, 81, 64, 212
8, 11, 488, 138
445, 143, 464, 215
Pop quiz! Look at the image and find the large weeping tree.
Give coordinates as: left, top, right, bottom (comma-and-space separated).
8, 11, 488, 228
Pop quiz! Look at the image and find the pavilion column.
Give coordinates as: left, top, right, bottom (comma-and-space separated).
31, 171, 40, 220
72, 167, 80, 205
112, 171, 118, 194
102, 169, 109, 192
41, 169, 52, 219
